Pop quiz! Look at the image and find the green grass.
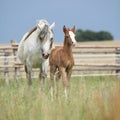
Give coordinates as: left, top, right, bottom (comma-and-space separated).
0, 76, 120, 120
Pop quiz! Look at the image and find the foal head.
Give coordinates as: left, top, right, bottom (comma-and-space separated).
63, 25, 77, 46
37, 20, 55, 59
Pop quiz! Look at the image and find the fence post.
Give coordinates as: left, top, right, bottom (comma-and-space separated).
4, 52, 9, 84
11, 43, 19, 81
115, 48, 120, 77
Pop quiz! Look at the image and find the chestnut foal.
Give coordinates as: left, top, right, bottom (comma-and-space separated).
49, 25, 77, 98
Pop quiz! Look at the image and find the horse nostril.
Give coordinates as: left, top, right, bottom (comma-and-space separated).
42, 53, 49, 59
42, 53, 45, 57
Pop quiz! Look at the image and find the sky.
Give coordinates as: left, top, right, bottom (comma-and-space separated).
0, 0, 120, 44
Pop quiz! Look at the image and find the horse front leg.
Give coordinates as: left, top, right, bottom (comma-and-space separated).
39, 71, 47, 89
39, 61, 48, 90
25, 65, 32, 85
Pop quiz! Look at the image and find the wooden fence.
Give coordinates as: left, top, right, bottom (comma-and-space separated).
0, 42, 120, 84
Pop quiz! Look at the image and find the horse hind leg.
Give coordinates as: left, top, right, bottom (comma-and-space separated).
25, 65, 32, 85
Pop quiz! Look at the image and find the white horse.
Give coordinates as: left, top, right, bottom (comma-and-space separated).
17, 19, 55, 86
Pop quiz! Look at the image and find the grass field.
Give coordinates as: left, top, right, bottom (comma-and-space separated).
0, 76, 120, 120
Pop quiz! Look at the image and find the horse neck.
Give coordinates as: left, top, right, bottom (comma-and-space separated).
63, 38, 73, 57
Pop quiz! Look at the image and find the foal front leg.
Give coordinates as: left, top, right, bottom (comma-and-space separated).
66, 67, 73, 86
66, 67, 73, 96
60, 67, 68, 98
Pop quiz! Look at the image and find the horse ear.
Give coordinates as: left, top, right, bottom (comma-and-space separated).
71, 26, 75, 33
50, 22, 55, 29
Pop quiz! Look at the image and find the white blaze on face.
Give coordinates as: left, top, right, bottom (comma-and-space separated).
69, 31, 77, 46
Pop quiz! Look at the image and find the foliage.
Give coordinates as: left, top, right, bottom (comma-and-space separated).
0, 76, 120, 120
75, 29, 114, 42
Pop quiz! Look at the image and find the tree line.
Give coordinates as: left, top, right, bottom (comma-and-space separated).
75, 29, 114, 42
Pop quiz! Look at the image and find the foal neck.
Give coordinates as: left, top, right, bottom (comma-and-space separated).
63, 37, 73, 56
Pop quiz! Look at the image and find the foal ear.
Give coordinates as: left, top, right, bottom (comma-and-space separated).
71, 26, 75, 33
63, 25, 67, 33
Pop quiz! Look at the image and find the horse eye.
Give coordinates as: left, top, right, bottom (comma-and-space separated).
50, 38, 53, 48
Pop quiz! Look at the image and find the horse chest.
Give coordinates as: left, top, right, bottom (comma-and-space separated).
30, 49, 44, 67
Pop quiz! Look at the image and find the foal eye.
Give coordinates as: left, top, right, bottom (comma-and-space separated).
65, 34, 70, 38
50, 38, 53, 41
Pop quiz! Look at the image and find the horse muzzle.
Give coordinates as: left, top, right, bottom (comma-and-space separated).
42, 53, 49, 59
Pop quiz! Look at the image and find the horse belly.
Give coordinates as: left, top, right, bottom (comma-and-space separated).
31, 53, 43, 68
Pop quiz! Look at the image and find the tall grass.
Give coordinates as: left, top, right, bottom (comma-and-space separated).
0, 76, 120, 120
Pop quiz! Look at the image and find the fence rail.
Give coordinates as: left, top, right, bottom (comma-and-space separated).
0, 42, 120, 84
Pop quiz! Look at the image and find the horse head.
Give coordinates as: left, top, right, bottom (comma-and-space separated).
37, 20, 55, 59
63, 25, 77, 46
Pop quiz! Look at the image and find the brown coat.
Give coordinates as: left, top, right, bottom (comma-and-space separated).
49, 25, 76, 97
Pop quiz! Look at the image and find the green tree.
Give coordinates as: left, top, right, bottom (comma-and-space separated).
75, 29, 83, 41
75, 29, 114, 42
97, 31, 113, 40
